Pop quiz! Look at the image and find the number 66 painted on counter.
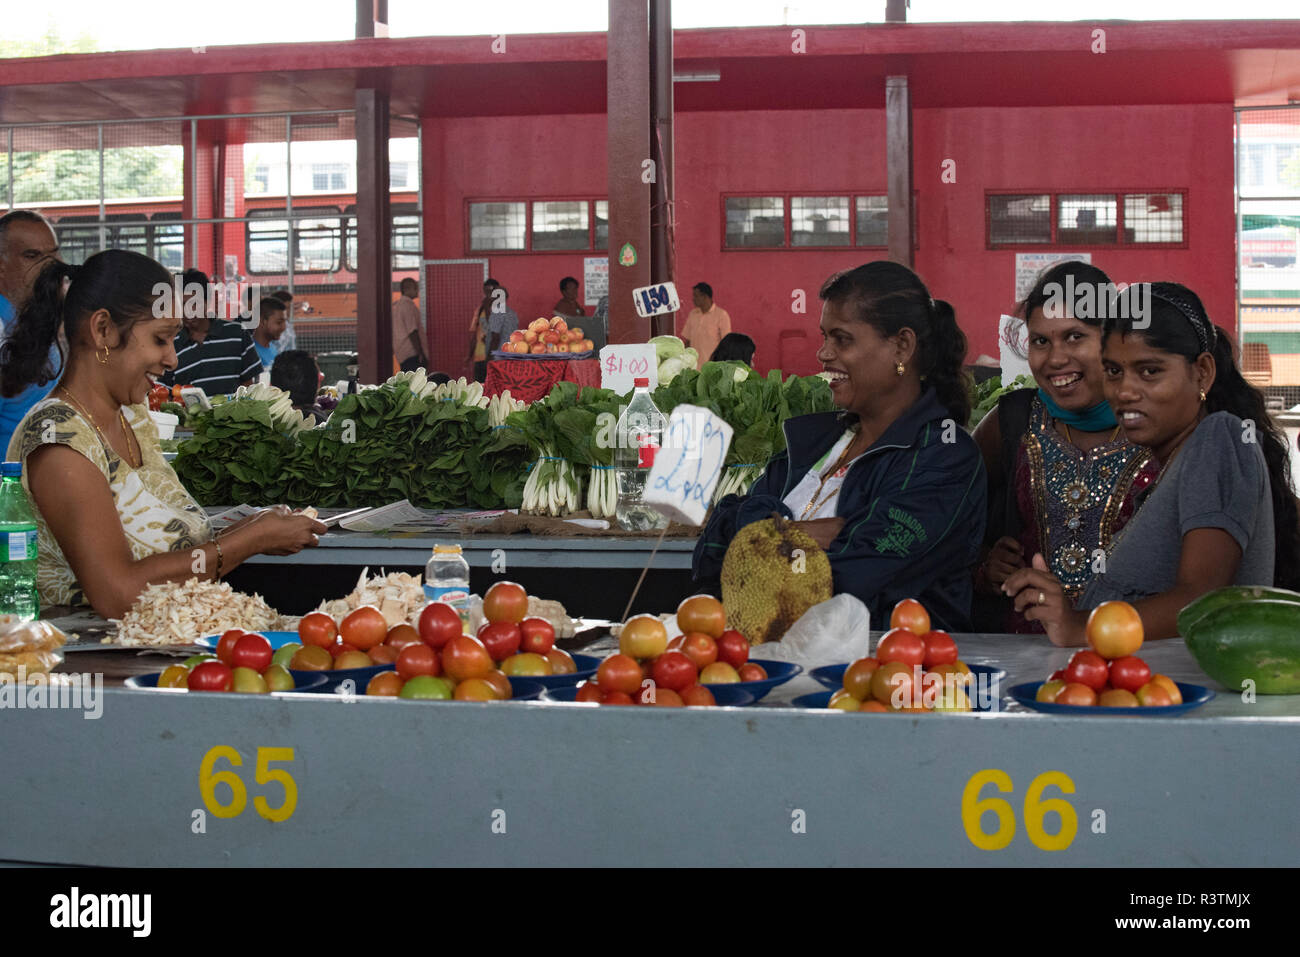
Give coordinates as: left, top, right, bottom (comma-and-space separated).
961, 769, 1078, 851
643, 404, 734, 526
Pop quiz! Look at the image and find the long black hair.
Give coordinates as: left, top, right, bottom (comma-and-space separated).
708, 332, 756, 366
819, 261, 970, 424
0, 249, 172, 398
1103, 282, 1300, 590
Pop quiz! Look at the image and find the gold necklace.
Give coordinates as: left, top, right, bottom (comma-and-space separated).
799, 433, 861, 520
60, 386, 142, 469
1063, 422, 1121, 447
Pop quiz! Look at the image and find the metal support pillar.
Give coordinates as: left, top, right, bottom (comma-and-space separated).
355, 88, 392, 383
886, 75, 914, 269
648, 0, 675, 338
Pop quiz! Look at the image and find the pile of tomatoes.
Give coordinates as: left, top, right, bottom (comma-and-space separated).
159, 632, 292, 693
576, 596, 765, 707
1036, 601, 1183, 708
827, 599, 974, 713
367, 582, 576, 700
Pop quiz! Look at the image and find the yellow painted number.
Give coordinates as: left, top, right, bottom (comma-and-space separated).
961, 769, 1078, 851
253, 747, 298, 822
199, 746, 298, 822
198, 745, 247, 819
961, 769, 1016, 850
1023, 771, 1077, 851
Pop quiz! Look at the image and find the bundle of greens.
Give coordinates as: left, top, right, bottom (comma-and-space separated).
505, 381, 597, 516
172, 399, 295, 506
968, 373, 1034, 429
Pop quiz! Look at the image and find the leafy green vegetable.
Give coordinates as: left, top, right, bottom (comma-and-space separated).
968, 374, 1035, 429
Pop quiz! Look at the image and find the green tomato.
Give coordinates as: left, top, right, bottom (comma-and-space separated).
263, 664, 295, 692
271, 643, 303, 669
182, 654, 217, 669
230, 667, 269, 694
398, 676, 453, 700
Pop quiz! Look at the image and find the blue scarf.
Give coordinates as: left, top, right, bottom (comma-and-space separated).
1037, 388, 1117, 431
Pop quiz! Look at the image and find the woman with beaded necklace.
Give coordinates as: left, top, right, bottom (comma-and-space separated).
972, 261, 1158, 633
1003, 282, 1300, 645
0, 250, 326, 619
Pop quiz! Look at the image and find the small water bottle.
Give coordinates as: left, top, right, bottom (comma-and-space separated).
614, 378, 669, 532
0, 461, 40, 622
424, 544, 471, 628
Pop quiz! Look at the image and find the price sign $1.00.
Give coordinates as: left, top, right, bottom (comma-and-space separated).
599, 343, 659, 395
642, 404, 734, 526
632, 281, 680, 319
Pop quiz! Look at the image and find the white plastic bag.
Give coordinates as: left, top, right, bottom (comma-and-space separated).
755, 594, 872, 666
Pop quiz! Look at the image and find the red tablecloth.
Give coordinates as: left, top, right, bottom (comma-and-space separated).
484, 357, 601, 403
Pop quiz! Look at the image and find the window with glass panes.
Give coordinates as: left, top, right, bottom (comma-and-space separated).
722, 194, 910, 249
987, 190, 1186, 247
467, 199, 606, 252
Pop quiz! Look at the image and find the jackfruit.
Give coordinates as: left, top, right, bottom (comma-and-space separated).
720, 514, 833, 645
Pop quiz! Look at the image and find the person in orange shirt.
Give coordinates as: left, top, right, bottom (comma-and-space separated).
680, 282, 731, 370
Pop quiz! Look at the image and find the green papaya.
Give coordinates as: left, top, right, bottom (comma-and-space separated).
1183, 599, 1300, 694
1176, 585, 1300, 639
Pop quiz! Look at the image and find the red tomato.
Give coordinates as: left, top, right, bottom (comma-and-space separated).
715, 630, 749, 668
870, 661, 920, 707
518, 617, 556, 655
651, 651, 697, 692
1135, 681, 1174, 707
215, 629, 245, 665
876, 629, 926, 668
340, 606, 388, 651
1055, 682, 1098, 706
619, 615, 667, 659
1064, 650, 1109, 692
187, 660, 233, 692
368, 644, 398, 665
666, 635, 685, 652
601, 690, 634, 706
396, 643, 440, 680
546, 648, 576, 674
575, 680, 603, 703
418, 602, 463, 650
679, 632, 718, 670
297, 612, 338, 649
652, 688, 685, 707
477, 621, 522, 661
1108, 655, 1152, 694
1085, 600, 1144, 659
596, 654, 643, 695
384, 624, 422, 649
483, 581, 529, 624
737, 662, 768, 682
889, 598, 931, 635
1049, 669, 1066, 682
230, 633, 273, 672
481, 670, 513, 700
441, 635, 493, 682
328, 641, 359, 659
680, 684, 717, 707
842, 657, 879, 700
921, 630, 958, 667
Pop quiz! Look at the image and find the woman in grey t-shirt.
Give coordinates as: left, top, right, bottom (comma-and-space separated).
1002, 282, 1300, 645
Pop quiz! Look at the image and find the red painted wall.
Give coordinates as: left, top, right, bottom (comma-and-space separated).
423, 103, 1235, 379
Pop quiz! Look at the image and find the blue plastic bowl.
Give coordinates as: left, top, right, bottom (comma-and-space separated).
125, 671, 328, 693
198, 630, 301, 650
501, 653, 599, 690
1008, 681, 1213, 716
294, 663, 394, 693
810, 661, 1006, 691
542, 683, 757, 707
788, 689, 991, 712
703, 658, 802, 702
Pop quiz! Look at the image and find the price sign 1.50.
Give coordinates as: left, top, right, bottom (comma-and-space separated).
632, 281, 680, 319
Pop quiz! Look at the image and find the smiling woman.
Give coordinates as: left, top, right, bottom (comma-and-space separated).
693, 261, 988, 632
0, 250, 326, 619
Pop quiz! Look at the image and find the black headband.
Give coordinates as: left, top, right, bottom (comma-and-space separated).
1149, 287, 1213, 355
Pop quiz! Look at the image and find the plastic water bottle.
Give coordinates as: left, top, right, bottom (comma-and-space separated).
424, 544, 471, 628
615, 377, 669, 532
0, 462, 39, 621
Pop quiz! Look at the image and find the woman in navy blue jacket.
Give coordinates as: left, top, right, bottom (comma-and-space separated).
693, 262, 987, 632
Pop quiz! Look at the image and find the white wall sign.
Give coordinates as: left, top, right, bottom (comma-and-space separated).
1014, 252, 1092, 303
584, 256, 609, 307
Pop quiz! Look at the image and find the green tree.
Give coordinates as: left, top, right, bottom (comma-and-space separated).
0, 18, 99, 58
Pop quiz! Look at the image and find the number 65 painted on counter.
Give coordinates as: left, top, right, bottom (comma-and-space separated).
961, 769, 1077, 851
199, 746, 298, 822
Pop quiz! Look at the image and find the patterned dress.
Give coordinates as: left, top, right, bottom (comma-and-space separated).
8, 398, 213, 608
1009, 398, 1158, 632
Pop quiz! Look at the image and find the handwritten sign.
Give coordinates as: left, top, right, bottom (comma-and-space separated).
642, 404, 734, 526
632, 281, 680, 319
1014, 252, 1091, 302
599, 344, 658, 395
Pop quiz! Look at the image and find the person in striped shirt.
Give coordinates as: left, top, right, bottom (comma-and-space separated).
160, 269, 262, 395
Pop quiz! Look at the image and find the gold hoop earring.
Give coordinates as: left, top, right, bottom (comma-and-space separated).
895, 362, 905, 376
97, 345, 110, 365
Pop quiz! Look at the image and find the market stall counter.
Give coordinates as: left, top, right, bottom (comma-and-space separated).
5, 629, 1296, 867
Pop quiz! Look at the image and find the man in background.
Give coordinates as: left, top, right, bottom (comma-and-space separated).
393, 277, 428, 372
554, 276, 585, 318
162, 268, 261, 395
252, 296, 288, 373
485, 286, 520, 357
270, 289, 296, 353
468, 277, 500, 383
0, 211, 62, 453
680, 281, 731, 371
